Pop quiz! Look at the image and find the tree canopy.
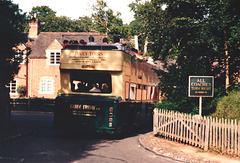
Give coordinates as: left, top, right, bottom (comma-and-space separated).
29, 6, 94, 32
0, 0, 28, 128
28, 2, 133, 39
131, 0, 240, 114
0, 0, 27, 86
91, 0, 122, 33
91, 0, 132, 39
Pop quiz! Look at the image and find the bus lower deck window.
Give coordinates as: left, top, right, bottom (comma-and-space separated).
71, 72, 112, 93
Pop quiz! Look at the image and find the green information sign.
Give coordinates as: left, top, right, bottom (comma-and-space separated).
188, 76, 214, 97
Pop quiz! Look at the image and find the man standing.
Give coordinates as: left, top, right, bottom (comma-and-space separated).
87, 35, 97, 45
113, 36, 123, 50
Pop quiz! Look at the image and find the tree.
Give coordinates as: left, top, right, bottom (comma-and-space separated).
0, 0, 27, 128
130, 0, 209, 113
91, 0, 128, 37
129, 18, 146, 52
28, 3, 132, 39
29, 6, 94, 32
29, 6, 57, 32
129, 0, 160, 54
201, 0, 240, 90
131, 0, 240, 114
77, 16, 95, 32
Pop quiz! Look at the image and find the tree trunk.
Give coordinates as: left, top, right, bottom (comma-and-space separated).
0, 84, 11, 129
224, 30, 230, 91
144, 36, 148, 55
225, 47, 229, 90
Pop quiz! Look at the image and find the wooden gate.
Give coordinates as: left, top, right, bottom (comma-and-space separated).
153, 108, 210, 150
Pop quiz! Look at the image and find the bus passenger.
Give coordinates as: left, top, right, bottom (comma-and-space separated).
102, 37, 108, 45
71, 82, 76, 91
62, 40, 69, 49
73, 40, 79, 44
69, 40, 74, 44
102, 83, 109, 92
79, 39, 87, 45
113, 36, 123, 50
77, 82, 85, 91
89, 83, 101, 92
87, 35, 97, 45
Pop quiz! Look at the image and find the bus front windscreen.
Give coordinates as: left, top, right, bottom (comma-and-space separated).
71, 72, 112, 93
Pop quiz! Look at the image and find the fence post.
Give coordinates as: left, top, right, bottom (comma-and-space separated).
231, 119, 234, 155
238, 120, 240, 156
235, 119, 237, 155
222, 118, 225, 153
153, 108, 158, 135
204, 117, 210, 151
228, 119, 230, 154
28, 97, 31, 109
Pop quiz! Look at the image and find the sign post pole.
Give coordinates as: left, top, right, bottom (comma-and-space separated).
199, 96, 202, 117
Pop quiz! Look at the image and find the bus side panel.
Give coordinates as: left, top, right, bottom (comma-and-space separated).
54, 98, 153, 134
117, 102, 154, 132
54, 96, 117, 134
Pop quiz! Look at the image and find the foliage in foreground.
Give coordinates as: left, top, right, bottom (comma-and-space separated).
0, 0, 27, 86
0, 0, 28, 128
211, 89, 240, 120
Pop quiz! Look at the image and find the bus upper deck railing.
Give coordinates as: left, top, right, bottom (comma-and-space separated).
63, 44, 119, 50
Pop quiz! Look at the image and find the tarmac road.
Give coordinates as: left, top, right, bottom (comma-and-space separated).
0, 111, 180, 163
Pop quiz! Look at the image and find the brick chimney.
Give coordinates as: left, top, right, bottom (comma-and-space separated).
28, 13, 38, 39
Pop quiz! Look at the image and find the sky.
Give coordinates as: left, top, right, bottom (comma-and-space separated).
12, 0, 136, 24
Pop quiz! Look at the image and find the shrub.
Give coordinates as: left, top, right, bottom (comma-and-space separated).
212, 90, 240, 120
155, 101, 178, 111
155, 98, 199, 114
17, 85, 27, 97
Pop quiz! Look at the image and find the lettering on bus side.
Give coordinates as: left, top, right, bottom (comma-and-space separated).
69, 52, 107, 64
69, 104, 101, 111
72, 110, 97, 117
73, 52, 104, 56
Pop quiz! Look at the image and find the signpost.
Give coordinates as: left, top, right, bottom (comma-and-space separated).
188, 76, 214, 116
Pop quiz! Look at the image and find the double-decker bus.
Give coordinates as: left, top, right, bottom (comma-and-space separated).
54, 41, 160, 134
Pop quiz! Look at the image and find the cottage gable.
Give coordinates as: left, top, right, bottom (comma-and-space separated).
46, 39, 62, 51
28, 33, 63, 59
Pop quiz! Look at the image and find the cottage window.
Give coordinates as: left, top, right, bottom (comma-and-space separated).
50, 52, 60, 65
6, 80, 17, 94
40, 78, 53, 94
130, 84, 136, 100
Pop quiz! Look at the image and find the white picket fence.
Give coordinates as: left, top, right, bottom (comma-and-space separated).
153, 108, 240, 155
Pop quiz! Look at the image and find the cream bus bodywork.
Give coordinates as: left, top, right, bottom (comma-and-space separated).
60, 48, 159, 102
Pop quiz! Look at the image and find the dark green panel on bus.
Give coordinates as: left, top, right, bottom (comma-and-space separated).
54, 94, 122, 134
